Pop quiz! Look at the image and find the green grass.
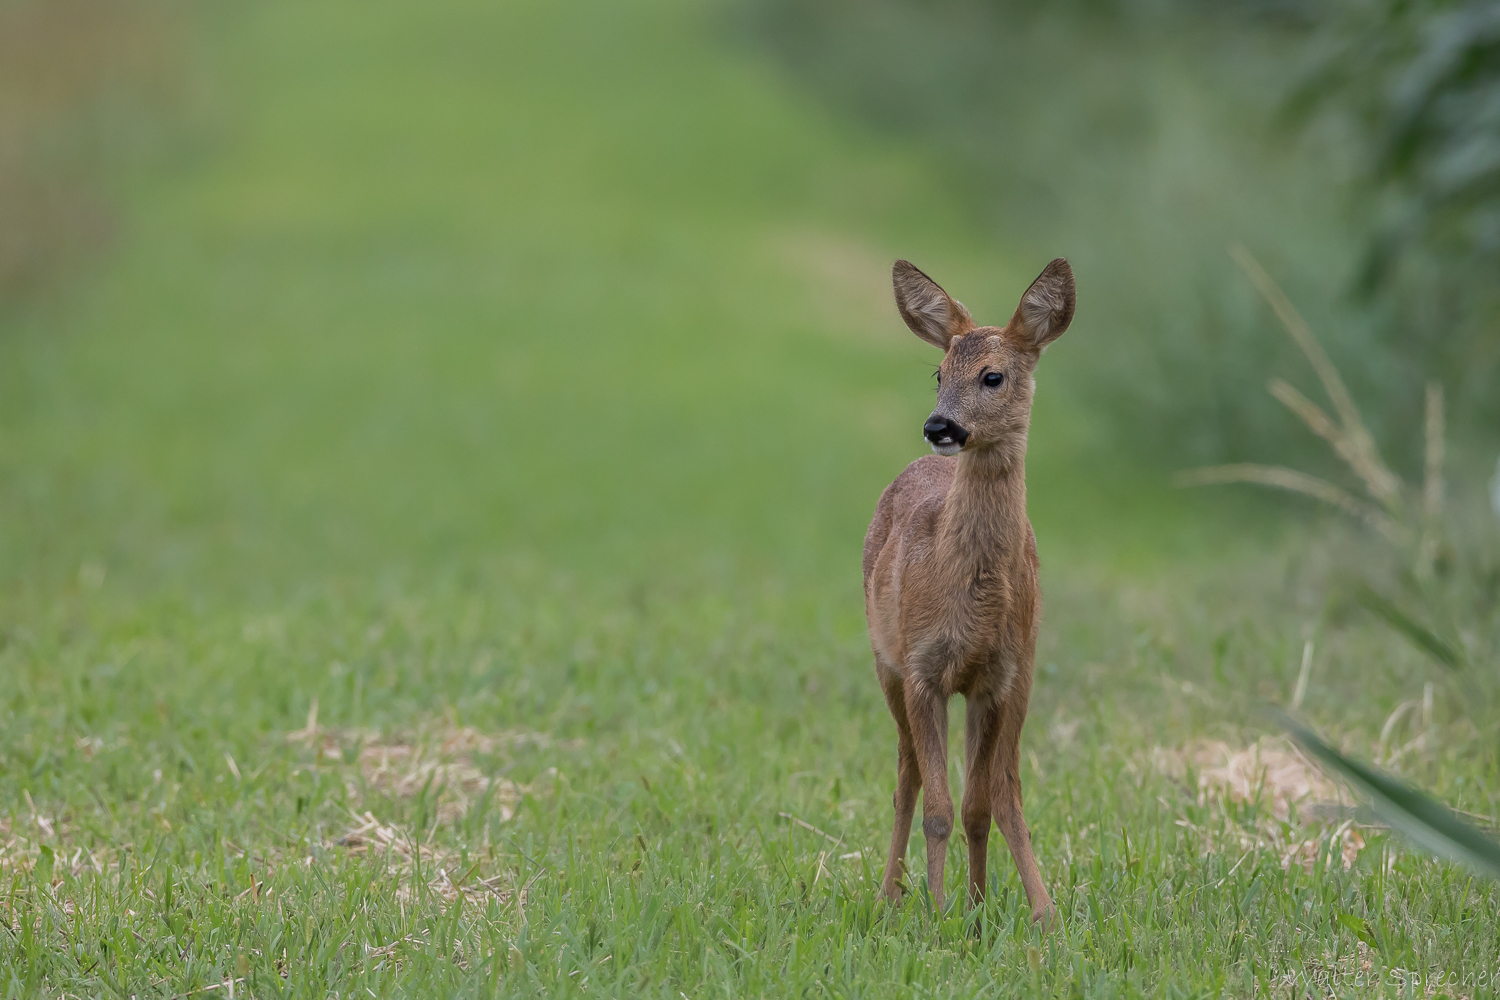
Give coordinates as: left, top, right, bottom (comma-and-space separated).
2, 0, 1498, 996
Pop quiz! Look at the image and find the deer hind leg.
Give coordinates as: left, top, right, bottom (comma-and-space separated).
878, 666, 920, 902
903, 674, 953, 912
992, 697, 1055, 926
961, 697, 1003, 910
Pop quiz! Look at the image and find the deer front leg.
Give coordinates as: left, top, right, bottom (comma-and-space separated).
993, 698, 1054, 926
878, 668, 920, 901
903, 675, 952, 912
962, 696, 1003, 910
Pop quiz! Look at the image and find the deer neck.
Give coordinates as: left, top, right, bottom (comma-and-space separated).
939, 445, 1028, 568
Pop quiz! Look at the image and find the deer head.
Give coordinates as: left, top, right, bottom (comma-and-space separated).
893, 258, 1075, 466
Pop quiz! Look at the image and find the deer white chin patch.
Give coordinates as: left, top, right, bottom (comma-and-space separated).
930, 441, 963, 456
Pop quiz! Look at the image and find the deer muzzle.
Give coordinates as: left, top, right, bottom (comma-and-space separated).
923, 414, 968, 455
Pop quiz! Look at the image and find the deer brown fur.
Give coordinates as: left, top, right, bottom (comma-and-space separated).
863, 257, 1074, 922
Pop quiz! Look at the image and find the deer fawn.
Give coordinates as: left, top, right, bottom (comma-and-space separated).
863, 258, 1074, 923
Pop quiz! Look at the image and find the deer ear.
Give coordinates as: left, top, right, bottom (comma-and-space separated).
1008, 258, 1075, 351
893, 260, 974, 350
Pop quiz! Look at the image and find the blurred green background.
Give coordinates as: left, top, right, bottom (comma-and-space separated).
2, 0, 1499, 993
2, 0, 1495, 600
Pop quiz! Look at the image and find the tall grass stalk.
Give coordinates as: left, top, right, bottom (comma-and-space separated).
1177, 245, 1440, 572
1182, 246, 1500, 881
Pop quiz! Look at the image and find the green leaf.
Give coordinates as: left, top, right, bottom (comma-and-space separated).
1355, 585, 1463, 670
1335, 911, 1378, 950
1278, 711, 1500, 881
1239, 876, 1263, 914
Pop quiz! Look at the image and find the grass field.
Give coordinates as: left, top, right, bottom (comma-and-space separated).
2, 0, 1498, 996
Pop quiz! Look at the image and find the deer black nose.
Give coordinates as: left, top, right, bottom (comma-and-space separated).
923, 415, 968, 447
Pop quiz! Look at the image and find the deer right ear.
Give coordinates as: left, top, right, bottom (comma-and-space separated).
1007, 258, 1075, 352
893, 260, 974, 351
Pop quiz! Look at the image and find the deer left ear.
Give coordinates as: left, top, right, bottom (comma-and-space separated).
1007, 258, 1075, 351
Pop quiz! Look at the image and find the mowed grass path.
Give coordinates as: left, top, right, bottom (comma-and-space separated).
2, 0, 1496, 996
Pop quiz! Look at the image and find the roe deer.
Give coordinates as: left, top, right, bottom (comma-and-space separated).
863, 258, 1074, 922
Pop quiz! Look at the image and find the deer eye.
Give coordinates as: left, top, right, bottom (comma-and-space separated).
982, 371, 1004, 387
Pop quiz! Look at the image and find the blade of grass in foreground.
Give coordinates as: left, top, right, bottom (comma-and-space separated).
1278, 711, 1500, 880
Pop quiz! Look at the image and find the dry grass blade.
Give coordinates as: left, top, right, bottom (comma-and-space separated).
365, 935, 423, 960
1229, 245, 1401, 510
1291, 640, 1314, 711
777, 812, 842, 846
166, 978, 245, 1000
1424, 381, 1444, 522
1265, 379, 1389, 503
1419, 380, 1445, 575
1266, 378, 1341, 448
336, 811, 424, 860
1174, 464, 1399, 540
285, 697, 320, 744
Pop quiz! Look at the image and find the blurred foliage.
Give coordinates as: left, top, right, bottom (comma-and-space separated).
735, 0, 1497, 474
1291, 0, 1500, 443
0, 0, 180, 304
